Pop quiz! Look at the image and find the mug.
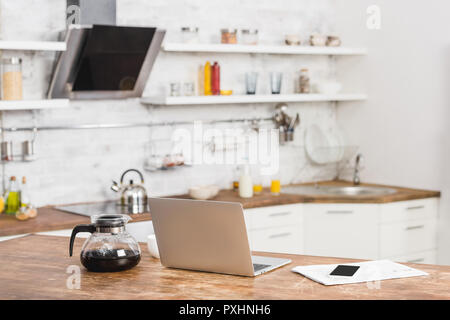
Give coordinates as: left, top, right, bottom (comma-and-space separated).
22, 140, 36, 161
1, 141, 13, 161
147, 234, 160, 259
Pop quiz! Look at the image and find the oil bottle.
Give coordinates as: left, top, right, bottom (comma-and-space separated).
5, 176, 20, 215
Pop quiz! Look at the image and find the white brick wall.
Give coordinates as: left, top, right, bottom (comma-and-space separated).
0, 0, 341, 206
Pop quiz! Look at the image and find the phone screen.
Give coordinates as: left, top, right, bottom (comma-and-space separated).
329, 265, 360, 277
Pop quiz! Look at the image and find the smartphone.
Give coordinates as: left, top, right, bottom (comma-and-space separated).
329, 265, 360, 277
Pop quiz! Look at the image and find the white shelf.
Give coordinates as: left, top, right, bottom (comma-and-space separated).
141, 94, 367, 106
162, 43, 367, 55
0, 40, 66, 51
0, 99, 69, 111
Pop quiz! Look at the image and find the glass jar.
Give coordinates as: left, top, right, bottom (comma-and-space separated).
1, 57, 23, 100
181, 27, 199, 44
221, 28, 237, 44
241, 29, 259, 45
299, 68, 310, 94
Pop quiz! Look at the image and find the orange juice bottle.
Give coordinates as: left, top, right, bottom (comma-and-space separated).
204, 61, 212, 95
270, 179, 281, 195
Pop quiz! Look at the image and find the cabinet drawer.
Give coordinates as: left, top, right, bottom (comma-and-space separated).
380, 198, 438, 223
380, 219, 437, 258
244, 204, 302, 230
390, 250, 437, 265
304, 204, 379, 259
251, 225, 303, 254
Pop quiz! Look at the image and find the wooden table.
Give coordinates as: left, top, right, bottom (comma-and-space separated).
1, 235, 449, 300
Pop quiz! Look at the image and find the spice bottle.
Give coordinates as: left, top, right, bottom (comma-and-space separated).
299, 68, 310, 94
211, 62, 220, 95
221, 29, 237, 44
204, 61, 212, 96
1, 57, 23, 100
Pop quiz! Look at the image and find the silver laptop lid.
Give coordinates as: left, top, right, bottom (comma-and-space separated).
149, 197, 255, 276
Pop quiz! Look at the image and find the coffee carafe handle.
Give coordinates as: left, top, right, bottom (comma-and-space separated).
69, 224, 96, 257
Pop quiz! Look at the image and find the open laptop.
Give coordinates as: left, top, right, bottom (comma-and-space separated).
148, 197, 291, 277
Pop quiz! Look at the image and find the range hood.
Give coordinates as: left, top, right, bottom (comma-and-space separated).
48, 24, 165, 99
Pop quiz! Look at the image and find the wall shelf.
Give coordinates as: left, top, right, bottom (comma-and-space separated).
162, 43, 367, 55
0, 99, 69, 111
0, 40, 66, 51
141, 94, 367, 106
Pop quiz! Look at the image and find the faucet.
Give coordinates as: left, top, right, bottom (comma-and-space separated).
353, 153, 363, 185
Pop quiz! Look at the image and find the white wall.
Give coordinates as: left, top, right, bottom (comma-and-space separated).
334, 0, 450, 265
0, 0, 340, 205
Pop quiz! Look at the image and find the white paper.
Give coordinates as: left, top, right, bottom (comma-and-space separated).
291, 260, 428, 286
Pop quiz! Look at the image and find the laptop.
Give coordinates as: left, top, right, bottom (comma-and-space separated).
148, 197, 291, 277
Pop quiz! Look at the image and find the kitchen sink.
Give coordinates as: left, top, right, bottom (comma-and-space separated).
283, 185, 397, 197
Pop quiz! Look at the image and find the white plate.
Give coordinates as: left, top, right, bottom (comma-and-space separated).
305, 124, 345, 164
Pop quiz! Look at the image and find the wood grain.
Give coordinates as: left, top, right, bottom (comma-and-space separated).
0, 235, 448, 300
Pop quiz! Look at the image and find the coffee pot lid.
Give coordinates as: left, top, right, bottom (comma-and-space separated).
91, 214, 131, 227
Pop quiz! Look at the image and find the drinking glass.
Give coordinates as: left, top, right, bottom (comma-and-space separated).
270, 179, 281, 195
270, 72, 282, 94
245, 72, 258, 94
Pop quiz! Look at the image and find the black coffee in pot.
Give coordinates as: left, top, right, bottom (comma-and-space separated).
81, 249, 141, 272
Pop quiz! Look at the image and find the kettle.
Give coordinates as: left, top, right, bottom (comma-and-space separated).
69, 214, 141, 272
111, 169, 148, 214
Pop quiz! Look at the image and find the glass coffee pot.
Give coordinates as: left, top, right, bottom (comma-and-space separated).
69, 214, 141, 272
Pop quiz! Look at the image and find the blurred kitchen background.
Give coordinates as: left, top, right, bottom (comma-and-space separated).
0, 0, 449, 265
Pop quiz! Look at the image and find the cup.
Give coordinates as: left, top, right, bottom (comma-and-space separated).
22, 140, 36, 161
270, 72, 282, 94
270, 179, 281, 195
169, 82, 181, 96
245, 72, 258, 94
147, 234, 160, 259
183, 82, 195, 96
1, 141, 13, 161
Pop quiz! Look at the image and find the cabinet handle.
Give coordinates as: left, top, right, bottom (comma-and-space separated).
407, 258, 424, 263
326, 210, 354, 214
406, 205, 425, 211
269, 212, 291, 217
268, 232, 291, 239
405, 225, 424, 231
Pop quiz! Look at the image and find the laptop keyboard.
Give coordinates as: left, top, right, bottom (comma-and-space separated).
253, 263, 270, 272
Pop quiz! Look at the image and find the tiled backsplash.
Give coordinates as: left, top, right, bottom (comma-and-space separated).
0, 0, 341, 206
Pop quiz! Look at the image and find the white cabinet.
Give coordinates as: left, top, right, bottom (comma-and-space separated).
390, 250, 437, 264
244, 204, 303, 255
304, 204, 379, 260
379, 198, 438, 260
380, 198, 438, 223
251, 225, 303, 254
244, 197, 439, 263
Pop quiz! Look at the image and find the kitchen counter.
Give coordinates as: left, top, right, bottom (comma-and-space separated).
0, 181, 440, 237
1, 235, 449, 300
0, 202, 151, 237
177, 180, 441, 208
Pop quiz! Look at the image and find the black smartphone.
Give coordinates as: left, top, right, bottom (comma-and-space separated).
329, 265, 360, 277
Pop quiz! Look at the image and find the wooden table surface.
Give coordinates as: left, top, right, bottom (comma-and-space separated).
1, 235, 449, 300
0, 180, 440, 237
